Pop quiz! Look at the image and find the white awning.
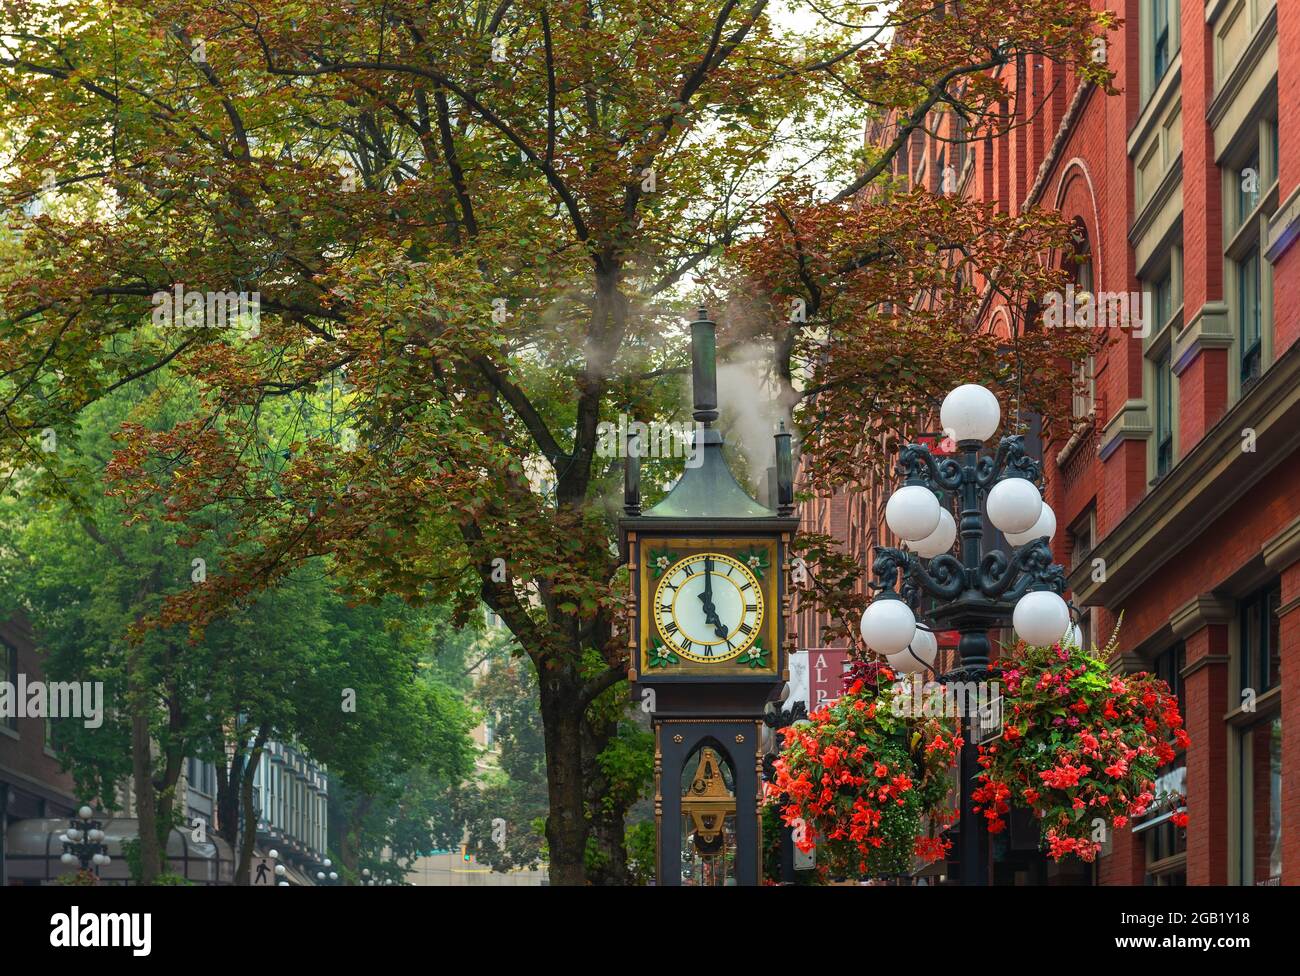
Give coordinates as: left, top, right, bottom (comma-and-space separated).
5, 817, 234, 884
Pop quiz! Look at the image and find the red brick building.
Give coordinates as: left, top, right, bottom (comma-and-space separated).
798, 0, 1297, 885
0, 616, 79, 885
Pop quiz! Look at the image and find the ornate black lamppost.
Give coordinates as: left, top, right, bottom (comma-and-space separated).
860, 384, 1075, 886
59, 804, 110, 873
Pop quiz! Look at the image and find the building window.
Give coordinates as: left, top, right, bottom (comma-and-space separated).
1154, 642, 1186, 711
1, 639, 17, 732
1154, 347, 1174, 478
1151, 0, 1171, 84
1237, 148, 1262, 224
1240, 580, 1281, 695
1068, 510, 1093, 571
1239, 716, 1282, 885
1145, 827, 1187, 885
1069, 221, 1095, 421
1223, 110, 1277, 401
1152, 266, 1173, 333
1141, 642, 1187, 884
1238, 246, 1262, 388
1141, 246, 1180, 485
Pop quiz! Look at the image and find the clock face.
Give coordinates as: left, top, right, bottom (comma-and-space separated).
652, 553, 765, 663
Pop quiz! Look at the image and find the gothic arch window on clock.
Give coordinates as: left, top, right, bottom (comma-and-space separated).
679, 740, 737, 886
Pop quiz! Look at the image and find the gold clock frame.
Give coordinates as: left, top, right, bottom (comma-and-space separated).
650, 551, 765, 663
636, 536, 780, 678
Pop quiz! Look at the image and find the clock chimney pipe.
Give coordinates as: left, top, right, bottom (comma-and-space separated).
624, 429, 641, 516
775, 421, 794, 516
690, 306, 719, 426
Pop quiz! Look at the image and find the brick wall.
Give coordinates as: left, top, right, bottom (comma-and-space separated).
1279, 560, 1300, 884
0, 616, 78, 809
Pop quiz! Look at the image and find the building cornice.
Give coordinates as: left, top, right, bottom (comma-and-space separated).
1265, 181, 1300, 264
1070, 336, 1300, 607
1262, 514, 1300, 572
1173, 301, 1232, 376
1097, 399, 1152, 461
1170, 594, 1234, 639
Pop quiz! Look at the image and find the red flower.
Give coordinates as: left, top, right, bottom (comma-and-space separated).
1171, 811, 1189, 829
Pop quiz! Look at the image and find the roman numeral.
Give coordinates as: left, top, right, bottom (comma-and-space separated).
664, 621, 678, 635
745, 603, 757, 613
738, 623, 753, 636
740, 581, 752, 592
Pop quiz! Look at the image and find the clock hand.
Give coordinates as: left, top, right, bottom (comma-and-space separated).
696, 558, 730, 638
698, 558, 716, 615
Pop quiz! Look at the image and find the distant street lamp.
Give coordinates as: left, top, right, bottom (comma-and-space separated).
861, 383, 1073, 885
315, 857, 338, 885
60, 804, 110, 872
268, 848, 291, 886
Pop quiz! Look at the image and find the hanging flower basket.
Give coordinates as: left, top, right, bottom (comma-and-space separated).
769, 664, 959, 878
973, 631, 1189, 862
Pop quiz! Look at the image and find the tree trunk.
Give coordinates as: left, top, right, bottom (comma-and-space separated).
538, 671, 589, 885
337, 793, 373, 877
214, 747, 241, 855
234, 727, 269, 885
127, 645, 161, 884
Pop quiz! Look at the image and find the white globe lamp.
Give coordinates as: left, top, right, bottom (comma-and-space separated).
1004, 501, 1056, 547
986, 477, 1043, 534
78, 805, 93, 820
1013, 590, 1071, 646
907, 507, 957, 558
940, 384, 1001, 443
885, 485, 941, 542
1063, 621, 1084, 650
860, 598, 916, 655
886, 627, 938, 674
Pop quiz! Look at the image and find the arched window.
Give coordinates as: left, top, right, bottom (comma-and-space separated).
1067, 218, 1095, 421
679, 740, 737, 885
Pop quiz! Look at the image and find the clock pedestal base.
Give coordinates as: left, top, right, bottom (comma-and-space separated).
655, 718, 764, 886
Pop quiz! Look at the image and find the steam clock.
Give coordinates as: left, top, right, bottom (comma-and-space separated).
620, 307, 799, 886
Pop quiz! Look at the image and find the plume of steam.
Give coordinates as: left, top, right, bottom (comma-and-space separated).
714, 339, 801, 501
